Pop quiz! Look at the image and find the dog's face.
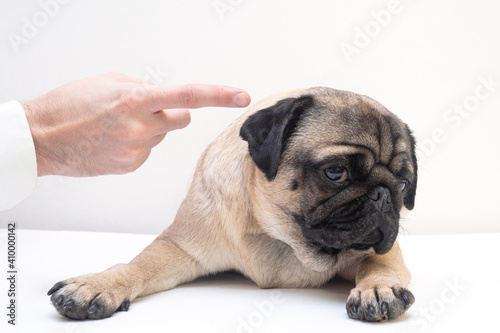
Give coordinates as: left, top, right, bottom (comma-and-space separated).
240, 87, 417, 259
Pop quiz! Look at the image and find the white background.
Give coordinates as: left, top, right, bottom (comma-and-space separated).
0, 0, 499, 235
3, 230, 499, 333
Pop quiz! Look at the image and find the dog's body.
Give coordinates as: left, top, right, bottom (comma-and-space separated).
49, 87, 417, 322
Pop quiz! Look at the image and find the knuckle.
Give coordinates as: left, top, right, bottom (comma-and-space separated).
115, 144, 140, 161
118, 150, 149, 174
119, 163, 139, 174
106, 71, 131, 84
120, 91, 141, 110
107, 71, 134, 82
106, 70, 121, 78
115, 150, 141, 173
178, 85, 199, 108
126, 122, 149, 141
115, 120, 150, 143
120, 84, 156, 110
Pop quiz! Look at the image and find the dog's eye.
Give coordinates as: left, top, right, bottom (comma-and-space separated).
399, 180, 408, 191
325, 166, 348, 182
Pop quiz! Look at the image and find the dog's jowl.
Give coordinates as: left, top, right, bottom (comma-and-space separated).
48, 87, 417, 322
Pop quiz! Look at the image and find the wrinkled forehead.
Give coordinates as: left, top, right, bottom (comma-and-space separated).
292, 89, 411, 167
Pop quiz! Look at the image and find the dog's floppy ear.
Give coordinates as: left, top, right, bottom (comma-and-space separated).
404, 125, 418, 210
240, 96, 314, 181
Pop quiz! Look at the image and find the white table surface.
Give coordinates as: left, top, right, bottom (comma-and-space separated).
1, 229, 499, 333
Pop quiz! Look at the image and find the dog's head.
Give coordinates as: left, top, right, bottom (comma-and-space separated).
240, 87, 417, 260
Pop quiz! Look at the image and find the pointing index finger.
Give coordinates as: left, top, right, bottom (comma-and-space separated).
142, 84, 251, 111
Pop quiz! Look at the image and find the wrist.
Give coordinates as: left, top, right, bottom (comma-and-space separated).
21, 99, 52, 176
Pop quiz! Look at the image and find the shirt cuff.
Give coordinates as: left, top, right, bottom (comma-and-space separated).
0, 101, 37, 211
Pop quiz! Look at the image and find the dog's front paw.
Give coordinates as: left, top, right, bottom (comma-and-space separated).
346, 284, 414, 321
47, 266, 132, 320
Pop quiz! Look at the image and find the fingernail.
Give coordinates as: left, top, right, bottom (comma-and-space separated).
234, 93, 250, 107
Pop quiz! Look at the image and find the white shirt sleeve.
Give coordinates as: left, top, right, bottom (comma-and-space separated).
0, 101, 37, 211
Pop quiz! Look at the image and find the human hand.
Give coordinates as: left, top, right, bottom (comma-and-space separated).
21, 72, 251, 177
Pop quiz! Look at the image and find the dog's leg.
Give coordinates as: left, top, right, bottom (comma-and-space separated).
345, 242, 415, 321
47, 236, 208, 320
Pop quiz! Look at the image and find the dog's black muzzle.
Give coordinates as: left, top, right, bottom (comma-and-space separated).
300, 186, 400, 255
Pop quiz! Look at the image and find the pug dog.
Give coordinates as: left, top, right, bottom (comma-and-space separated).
48, 87, 417, 322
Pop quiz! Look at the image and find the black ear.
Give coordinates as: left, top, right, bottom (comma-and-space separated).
240, 96, 314, 181
404, 125, 418, 210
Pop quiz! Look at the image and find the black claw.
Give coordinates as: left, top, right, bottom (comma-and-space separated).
401, 290, 411, 306
381, 302, 389, 317
118, 299, 130, 312
123, 299, 130, 312
88, 303, 99, 314
368, 304, 376, 316
64, 299, 74, 307
56, 295, 64, 306
351, 304, 358, 314
47, 282, 66, 296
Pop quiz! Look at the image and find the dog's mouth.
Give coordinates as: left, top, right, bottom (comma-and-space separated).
308, 227, 388, 255
296, 194, 400, 255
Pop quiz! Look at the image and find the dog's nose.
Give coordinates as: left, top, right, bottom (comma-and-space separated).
367, 186, 392, 213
